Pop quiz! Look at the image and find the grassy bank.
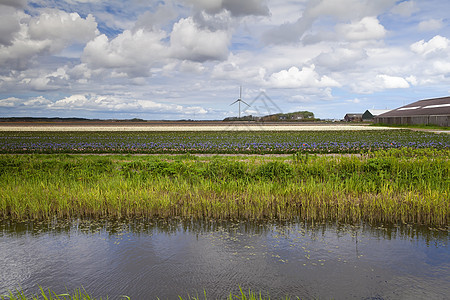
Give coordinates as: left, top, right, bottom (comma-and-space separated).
1, 287, 113, 300
0, 149, 448, 226
372, 123, 450, 131
1, 286, 283, 300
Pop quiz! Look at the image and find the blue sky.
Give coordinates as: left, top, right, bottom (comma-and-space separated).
0, 0, 449, 120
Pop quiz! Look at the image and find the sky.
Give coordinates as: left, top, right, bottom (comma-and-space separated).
0, 0, 449, 120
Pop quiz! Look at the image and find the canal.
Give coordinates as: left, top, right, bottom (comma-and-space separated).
1, 219, 448, 299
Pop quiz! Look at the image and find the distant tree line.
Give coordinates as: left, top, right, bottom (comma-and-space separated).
0, 117, 148, 123
223, 111, 316, 122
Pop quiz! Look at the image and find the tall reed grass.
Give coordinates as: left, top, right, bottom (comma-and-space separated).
0, 286, 123, 300
0, 286, 288, 300
0, 149, 448, 226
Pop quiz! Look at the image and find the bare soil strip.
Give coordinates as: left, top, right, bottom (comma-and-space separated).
0, 124, 397, 131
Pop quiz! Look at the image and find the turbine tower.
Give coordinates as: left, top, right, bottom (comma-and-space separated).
230, 86, 250, 119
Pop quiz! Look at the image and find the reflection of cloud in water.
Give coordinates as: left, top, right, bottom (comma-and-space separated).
0, 237, 48, 294
0, 229, 111, 296
197, 222, 449, 298
0, 220, 448, 299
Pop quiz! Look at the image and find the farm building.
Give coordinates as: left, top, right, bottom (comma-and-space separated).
362, 109, 391, 121
344, 113, 363, 122
374, 96, 450, 127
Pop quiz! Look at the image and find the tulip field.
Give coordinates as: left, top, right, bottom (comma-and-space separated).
0, 129, 448, 154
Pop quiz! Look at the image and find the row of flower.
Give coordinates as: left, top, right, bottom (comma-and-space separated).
0, 130, 448, 154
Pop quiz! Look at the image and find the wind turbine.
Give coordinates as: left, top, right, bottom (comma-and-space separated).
230, 86, 250, 119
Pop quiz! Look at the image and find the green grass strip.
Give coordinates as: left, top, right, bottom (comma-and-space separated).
1, 286, 297, 300
0, 286, 126, 300
0, 149, 448, 226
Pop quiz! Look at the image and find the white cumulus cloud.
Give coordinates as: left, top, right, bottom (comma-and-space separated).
0, 96, 52, 108
28, 10, 98, 49
0, 8, 99, 71
410, 35, 450, 56
170, 17, 231, 62
418, 19, 443, 32
269, 65, 340, 88
431, 61, 450, 74
46, 93, 210, 117
82, 29, 168, 77
0, 97, 21, 107
24, 96, 53, 107
390, 0, 417, 17
336, 17, 386, 41
377, 74, 410, 89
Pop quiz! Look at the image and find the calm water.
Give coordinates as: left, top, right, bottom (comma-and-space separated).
1, 219, 448, 299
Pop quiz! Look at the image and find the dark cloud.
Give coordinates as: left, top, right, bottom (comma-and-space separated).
262, 17, 311, 44
262, 0, 396, 44
222, 0, 270, 17
187, 0, 269, 17
0, 0, 27, 8
314, 48, 368, 71
0, 6, 21, 46
134, 3, 177, 31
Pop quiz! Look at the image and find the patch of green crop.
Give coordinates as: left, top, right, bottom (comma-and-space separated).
0, 149, 448, 226
372, 123, 450, 131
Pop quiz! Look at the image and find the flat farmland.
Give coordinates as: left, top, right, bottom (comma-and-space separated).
1, 122, 448, 226
0, 122, 395, 131
0, 122, 448, 154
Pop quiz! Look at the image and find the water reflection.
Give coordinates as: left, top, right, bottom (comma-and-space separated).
2, 218, 447, 240
1, 218, 448, 299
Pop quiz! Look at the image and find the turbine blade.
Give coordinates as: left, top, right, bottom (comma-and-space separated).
241, 100, 251, 107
